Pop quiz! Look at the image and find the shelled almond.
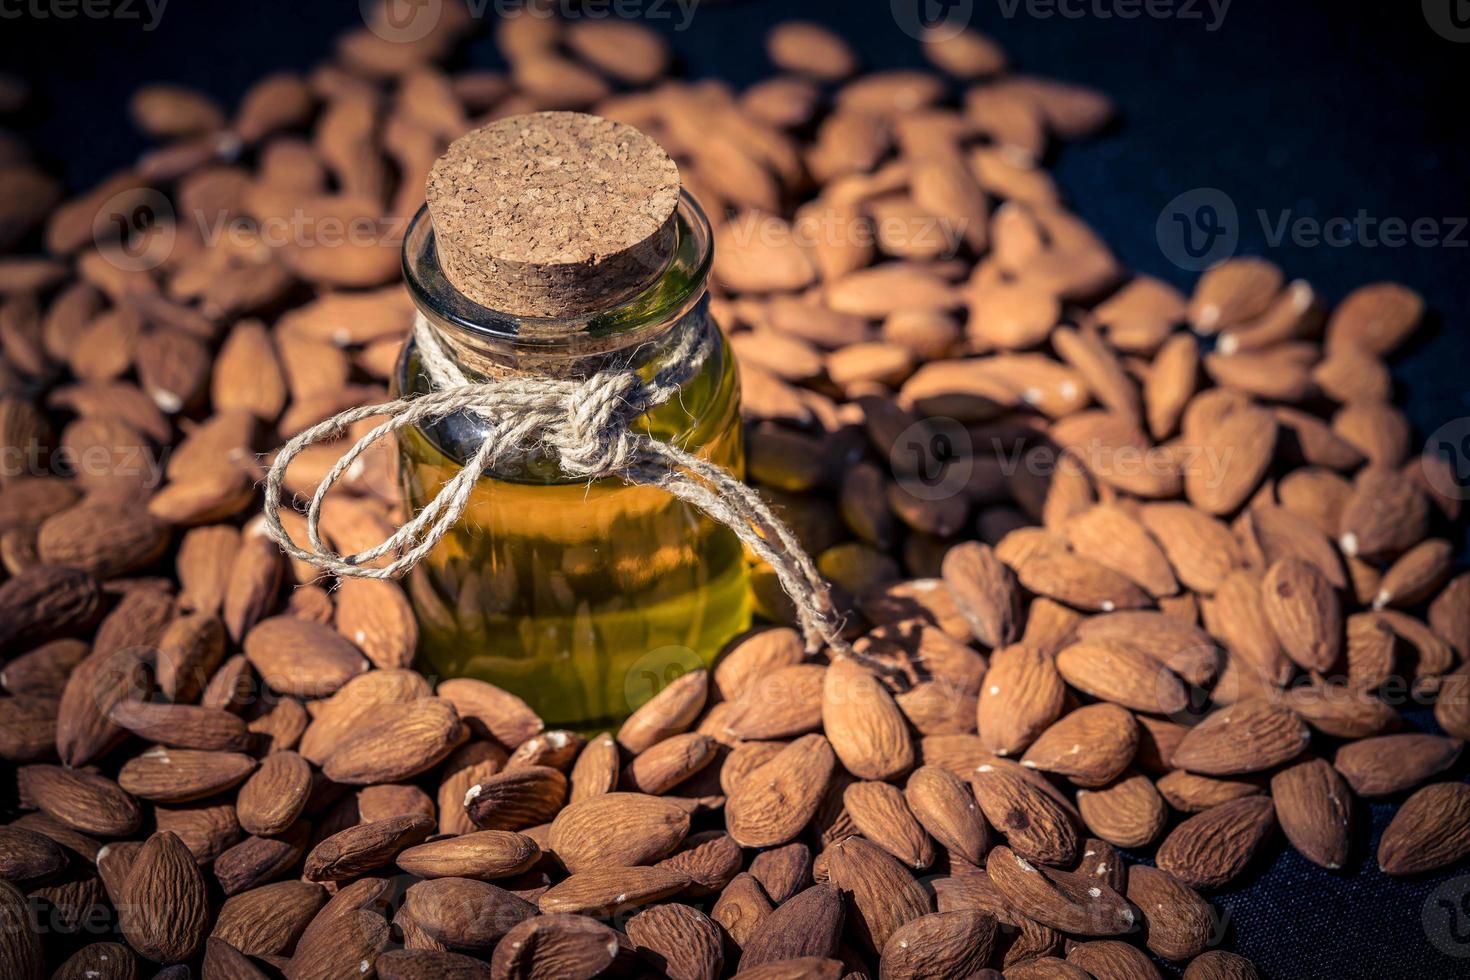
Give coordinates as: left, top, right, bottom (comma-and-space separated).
0, 1, 1465, 977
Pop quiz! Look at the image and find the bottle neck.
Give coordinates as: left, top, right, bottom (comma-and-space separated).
402, 192, 714, 383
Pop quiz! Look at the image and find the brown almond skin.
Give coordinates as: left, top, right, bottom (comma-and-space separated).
736, 883, 845, 970
488, 913, 626, 979
616, 668, 708, 753
241, 615, 368, 697
843, 781, 934, 870
121, 831, 209, 964
1270, 758, 1353, 870
397, 830, 540, 881
537, 865, 692, 917
878, 909, 997, 980
303, 814, 435, 882
904, 765, 989, 866
1076, 771, 1168, 849
710, 872, 773, 953
50, 941, 139, 980
378, 948, 494, 980
117, 748, 256, 804
822, 660, 914, 781
984, 845, 1134, 936
236, 750, 311, 836
17, 765, 142, 836
658, 830, 745, 898
977, 644, 1066, 756
403, 877, 537, 950
971, 762, 1079, 866
1184, 949, 1263, 980
726, 734, 836, 848
465, 766, 568, 831
942, 541, 1021, 648
1156, 797, 1277, 890
747, 842, 812, 906
1020, 703, 1138, 787
821, 836, 931, 952
210, 880, 326, 958
1377, 782, 1470, 875
625, 902, 723, 980
1171, 700, 1310, 776
0, 825, 68, 882
1261, 558, 1342, 672
1126, 865, 1215, 961
546, 792, 689, 872
0, 880, 45, 979
1332, 733, 1463, 797
319, 696, 463, 785
1067, 940, 1165, 979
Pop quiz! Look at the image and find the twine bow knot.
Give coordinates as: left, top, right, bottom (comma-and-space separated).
262, 308, 895, 673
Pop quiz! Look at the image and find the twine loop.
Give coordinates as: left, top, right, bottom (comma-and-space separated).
261, 309, 897, 674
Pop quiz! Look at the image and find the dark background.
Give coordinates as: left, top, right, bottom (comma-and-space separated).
3, 1, 1469, 977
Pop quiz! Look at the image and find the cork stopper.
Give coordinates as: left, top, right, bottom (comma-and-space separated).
425, 111, 681, 318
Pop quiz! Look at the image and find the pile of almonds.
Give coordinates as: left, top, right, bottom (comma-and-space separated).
1, 2, 1467, 977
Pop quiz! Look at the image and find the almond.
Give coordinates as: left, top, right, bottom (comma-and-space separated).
1125, 865, 1216, 961
403, 877, 538, 950
121, 831, 209, 964
843, 781, 933, 870
243, 616, 367, 697
547, 792, 689, 872
236, 750, 311, 836
1332, 733, 1462, 797
1171, 700, 1309, 776
617, 668, 708, 753
822, 659, 914, 781
739, 884, 845, 970
726, 734, 836, 847
878, 909, 998, 980
1020, 703, 1137, 787
1269, 758, 1352, 870
1055, 640, 1188, 716
971, 761, 1079, 866
625, 902, 724, 980
941, 541, 1022, 648
537, 865, 691, 917
1076, 771, 1168, 849
319, 696, 462, 785
746, 841, 812, 904
984, 844, 1134, 936
211, 880, 326, 958
117, 748, 256, 804
1377, 782, 1470, 875
464, 766, 567, 831
903, 765, 988, 866
821, 835, 931, 952
488, 914, 627, 979
17, 765, 141, 836
977, 644, 1065, 756
1260, 558, 1342, 672
1155, 797, 1276, 889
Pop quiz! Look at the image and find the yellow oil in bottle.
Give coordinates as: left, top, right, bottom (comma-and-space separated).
396, 316, 751, 732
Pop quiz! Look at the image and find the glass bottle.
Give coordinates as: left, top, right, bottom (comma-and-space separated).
395, 189, 750, 732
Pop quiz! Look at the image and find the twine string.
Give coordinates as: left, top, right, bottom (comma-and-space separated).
261, 310, 895, 672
